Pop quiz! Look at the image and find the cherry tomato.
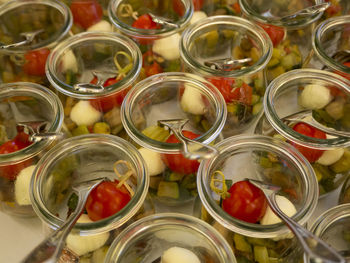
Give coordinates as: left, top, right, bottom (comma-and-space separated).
208, 77, 253, 104
85, 180, 131, 221
291, 122, 326, 163
0, 132, 33, 180
144, 62, 163, 77
70, 0, 103, 29
259, 24, 285, 47
232, 2, 241, 14
222, 180, 267, 223
162, 131, 200, 174
22, 48, 50, 76
325, 0, 342, 17
132, 14, 159, 29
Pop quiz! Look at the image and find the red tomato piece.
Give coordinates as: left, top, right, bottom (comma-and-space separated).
70, 0, 103, 29
162, 131, 200, 174
132, 14, 159, 29
22, 48, 50, 76
85, 180, 131, 221
232, 2, 241, 14
325, 0, 342, 17
259, 24, 285, 47
291, 122, 326, 163
222, 180, 267, 223
144, 62, 163, 77
334, 62, 350, 81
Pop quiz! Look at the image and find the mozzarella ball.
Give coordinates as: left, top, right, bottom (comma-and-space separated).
152, 33, 181, 61
66, 214, 109, 256
162, 247, 200, 263
61, 50, 79, 74
190, 11, 207, 24
138, 147, 165, 176
15, 165, 36, 206
70, 101, 102, 126
317, 148, 345, 166
260, 195, 296, 225
299, 84, 333, 110
180, 84, 206, 115
87, 20, 112, 32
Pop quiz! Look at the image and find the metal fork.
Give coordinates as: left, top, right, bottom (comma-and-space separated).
21, 177, 107, 263
246, 178, 346, 263
0, 29, 44, 49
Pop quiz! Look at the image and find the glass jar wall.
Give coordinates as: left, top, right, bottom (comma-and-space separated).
180, 15, 272, 136
0, 82, 63, 217
121, 72, 226, 208
197, 135, 318, 262
46, 32, 142, 138
30, 134, 152, 261
0, 0, 72, 84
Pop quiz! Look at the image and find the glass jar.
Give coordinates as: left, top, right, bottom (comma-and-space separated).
239, 0, 324, 82
104, 213, 237, 263
0, 82, 64, 217
0, 0, 72, 84
321, 0, 350, 21
256, 69, 350, 197
310, 15, 350, 79
304, 204, 350, 262
339, 175, 350, 204
197, 135, 318, 262
180, 15, 272, 136
108, 0, 193, 78
193, 0, 242, 17
121, 72, 226, 208
46, 31, 142, 138
31, 134, 152, 261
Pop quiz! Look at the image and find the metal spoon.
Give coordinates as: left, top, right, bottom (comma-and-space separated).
73, 70, 118, 93
149, 13, 179, 29
246, 178, 346, 263
0, 29, 45, 49
204, 57, 252, 71
158, 118, 218, 160
21, 177, 107, 263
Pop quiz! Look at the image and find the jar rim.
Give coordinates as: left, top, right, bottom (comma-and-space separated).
46, 32, 142, 99
0, 0, 72, 54
0, 82, 63, 165
264, 68, 350, 149
108, 0, 193, 39
313, 15, 350, 74
180, 15, 272, 78
30, 134, 149, 235
121, 72, 227, 153
104, 213, 237, 263
197, 135, 318, 239
239, 0, 324, 28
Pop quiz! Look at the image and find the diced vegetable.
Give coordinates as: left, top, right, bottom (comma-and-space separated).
157, 181, 179, 199
14, 165, 36, 206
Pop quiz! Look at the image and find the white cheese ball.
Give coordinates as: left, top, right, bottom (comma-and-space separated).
190, 11, 207, 24
260, 195, 296, 225
161, 247, 200, 263
152, 33, 181, 61
66, 214, 109, 256
14, 165, 36, 206
317, 148, 344, 166
138, 147, 165, 176
299, 84, 333, 110
87, 20, 112, 32
70, 100, 102, 126
61, 50, 79, 74
180, 84, 206, 115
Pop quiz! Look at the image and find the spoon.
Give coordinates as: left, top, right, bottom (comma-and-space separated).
204, 57, 252, 71
246, 178, 346, 263
0, 29, 45, 49
157, 118, 218, 160
21, 177, 107, 263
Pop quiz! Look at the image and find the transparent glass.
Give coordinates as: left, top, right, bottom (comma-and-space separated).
31, 134, 152, 261
320, 0, 350, 21
239, 0, 324, 82
121, 72, 226, 206
197, 135, 318, 262
310, 15, 350, 78
0, 82, 63, 217
180, 15, 272, 136
105, 213, 237, 263
108, 0, 193, 78
305, 204, 350, 262
196, 0, 242, 16
46, 32, 141, 138
256, 69, 350, 197
0, 0, 72, 84
339, 176, 350, 204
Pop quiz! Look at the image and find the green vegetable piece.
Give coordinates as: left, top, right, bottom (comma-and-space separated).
72, 125, 89, 136
227, 103, 238, 114
165, 60, 181, 72
330, 150, 350, 173
142, 125, 170, 142
180, 174, 197, 190
254, 78, 264, 92
281, 53, 297, 71
253, 102, 263, 115
254, 246, 269, 263
341, 104, 350, 129
67, 193, 78, 211
201, 119, 211, 131
206, 31, 219, 48
65, 70, 76, 85
233, 233, 252, 253
93, 122, 110, 134
272, 48, 282, 59
157, 181, 179, 199
260, 157, 273, 168
149, 175, 162, 190
267, 58, 280, 68
235, 256, 254, 263
252, 94, 260, 105
165, 172, 185, 182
